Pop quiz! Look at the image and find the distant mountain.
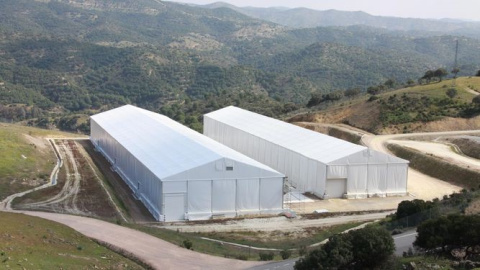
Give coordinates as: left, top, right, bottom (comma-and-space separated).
1, 0, 480, 132
201, 2, 480, 39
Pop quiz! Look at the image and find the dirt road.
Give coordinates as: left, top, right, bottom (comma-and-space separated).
390, 139, 480, 172
163, 211, 393, 233
16, 140, 124, 220
362, 130, 480, 199
0, 139, 62, 211
17, 211, 263, 270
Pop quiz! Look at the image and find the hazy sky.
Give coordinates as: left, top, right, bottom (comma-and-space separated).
168, 0, 480, 21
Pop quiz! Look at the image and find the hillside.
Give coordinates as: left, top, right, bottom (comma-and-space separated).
290, 77, 480, 134
0, 212, 143, 269
0, 124, 79, 201
201, 2, 480, 39
0, 0, 480, 133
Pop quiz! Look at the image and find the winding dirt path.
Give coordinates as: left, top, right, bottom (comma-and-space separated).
24, 141, 84, 214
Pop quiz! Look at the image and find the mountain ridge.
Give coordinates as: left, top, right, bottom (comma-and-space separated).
200, 2, 480, 39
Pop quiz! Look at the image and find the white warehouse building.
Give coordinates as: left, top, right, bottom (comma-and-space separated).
90, 105, 285, 222
204, 106, 409, 199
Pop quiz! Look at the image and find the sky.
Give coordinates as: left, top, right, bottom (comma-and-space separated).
168, 0, 480, 21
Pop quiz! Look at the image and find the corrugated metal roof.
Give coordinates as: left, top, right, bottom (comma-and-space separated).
205, 106, 375, 164
91, 105, 282, 179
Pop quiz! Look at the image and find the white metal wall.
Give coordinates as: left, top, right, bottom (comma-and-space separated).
163, 177, 284, 221
204, 116, 408, 199
204, 117, 327, 197
92, 119, 284, 221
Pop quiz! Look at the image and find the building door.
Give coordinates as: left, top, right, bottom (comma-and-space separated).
164, 194, 186, 221
325, 178, 347, 198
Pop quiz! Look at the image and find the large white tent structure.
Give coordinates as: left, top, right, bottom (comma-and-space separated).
204, 106, 409, 199
90, 105, 285, 221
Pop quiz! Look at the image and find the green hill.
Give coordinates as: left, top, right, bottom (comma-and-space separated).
1, 0, 480, 132
291, 77, 480, 134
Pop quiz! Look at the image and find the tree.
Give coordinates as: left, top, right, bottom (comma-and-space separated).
367, 86, 380, 95
422, 70, 434, 83
434, 68, 448, 82
324, 90, 344, 101
344, 88, 361, 98
307, 92, 324, 107
295, 226, 394, 270
452, 67, 460, 78
349, 227, 395, 268
384, 78, 396, 89
446, 88, 458, 99
414, 214, 480, 259
476, 70, 480, 77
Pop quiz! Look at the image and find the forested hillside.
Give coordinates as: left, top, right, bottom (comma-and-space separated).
0, 0, 480, 133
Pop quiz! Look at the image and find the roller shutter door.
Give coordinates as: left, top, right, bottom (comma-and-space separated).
325, 178, 346, 198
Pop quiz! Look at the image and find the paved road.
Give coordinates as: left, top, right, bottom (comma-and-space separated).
247, 258, 297, 270
15, 211, 263, 270
247, 229, 418, 270
393, 229, 417, 256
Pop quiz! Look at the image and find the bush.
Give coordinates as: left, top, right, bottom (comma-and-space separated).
280, 249, 292, 260
298, 246, 307, 256
182, 239, 193, 250
235, 254, 248, 261
368, 95, 379, 102
259, 252, 275, 261
295, 226, 394, 270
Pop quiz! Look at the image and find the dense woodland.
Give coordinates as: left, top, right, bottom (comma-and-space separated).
0, 0, 480, 133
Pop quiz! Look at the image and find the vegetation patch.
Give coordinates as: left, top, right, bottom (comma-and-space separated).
128, 221, 362, 261
0, 124, 76, 200
387, 143, 480, 189
0, 212, 143, 269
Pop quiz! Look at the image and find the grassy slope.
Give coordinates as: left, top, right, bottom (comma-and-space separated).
385, 77, 479, 101
0, 212, 143, 269
292, 77, 480, 134
0, 123, 82, 200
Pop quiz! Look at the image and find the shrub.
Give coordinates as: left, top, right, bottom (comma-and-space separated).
259, 252, 275, 261
235, 254, 248, 261
182, 239, 193, 250
280, 249, 292, 260
298, 246, 307, 256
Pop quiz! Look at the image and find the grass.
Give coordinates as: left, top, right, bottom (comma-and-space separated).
127, 221, 364, 261
399, 255, 455, 269
0, 123, 84, 200
385, 78, 477, 102
196, 222, 363, 250
0, 212, 143, 269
